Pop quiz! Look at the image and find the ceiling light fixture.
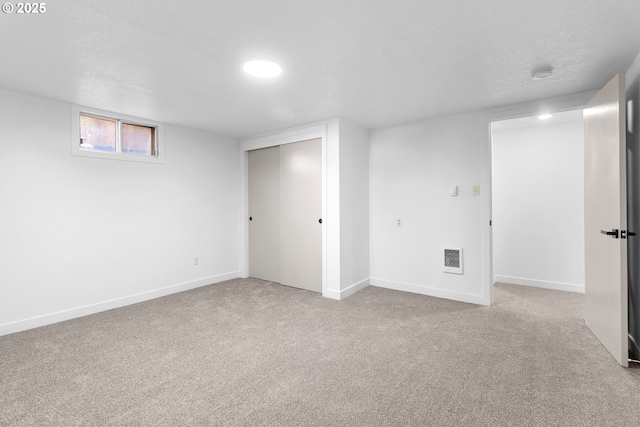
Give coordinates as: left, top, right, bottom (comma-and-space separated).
243, 59, 282, 78
538, 114, 552, 120
531, 68, 553, 81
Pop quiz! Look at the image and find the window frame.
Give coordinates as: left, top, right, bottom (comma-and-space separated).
71, 105, 165, 164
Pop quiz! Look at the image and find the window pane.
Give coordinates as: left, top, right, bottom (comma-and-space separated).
122, 123, 155, 156
80, 115, 116, 152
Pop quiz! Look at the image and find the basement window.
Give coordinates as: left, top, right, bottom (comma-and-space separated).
71, 105, 164, 164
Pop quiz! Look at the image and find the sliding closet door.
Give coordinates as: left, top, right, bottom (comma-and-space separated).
248, 146, 280, 283
280, 138, 322, 292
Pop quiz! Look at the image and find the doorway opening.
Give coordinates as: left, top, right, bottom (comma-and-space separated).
239, 123, 329, 297
490, 109, 585, 296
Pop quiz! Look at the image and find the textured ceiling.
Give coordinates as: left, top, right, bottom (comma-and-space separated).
1, 0, 639, 138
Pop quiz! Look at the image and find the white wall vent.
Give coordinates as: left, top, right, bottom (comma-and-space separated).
443, 247, 463, 274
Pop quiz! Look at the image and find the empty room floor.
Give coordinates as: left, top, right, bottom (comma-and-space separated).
2, 279, 639, 426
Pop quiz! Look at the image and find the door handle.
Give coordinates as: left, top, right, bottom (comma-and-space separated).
600, 229, 619, 238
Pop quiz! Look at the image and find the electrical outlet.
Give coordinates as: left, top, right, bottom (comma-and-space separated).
396, 219, 403, 227
193, 256, 199, 266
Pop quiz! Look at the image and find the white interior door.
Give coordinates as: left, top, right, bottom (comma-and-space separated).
248, 146, 281, 283
280, 138, 322, 292
584, 73, 629, 367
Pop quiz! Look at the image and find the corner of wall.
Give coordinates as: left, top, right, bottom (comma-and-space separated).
338, 119, 370, 295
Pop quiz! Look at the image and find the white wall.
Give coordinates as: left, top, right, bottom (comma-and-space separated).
339, 119, 370, 297
492, 117, 585, 293
369, 112, 486, 304
0, 88, 241, 335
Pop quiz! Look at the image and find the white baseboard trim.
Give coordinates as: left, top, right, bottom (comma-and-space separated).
323, 278, 370, 300
495, 275, 584, 294
323, 289, 341, 300
0, 271, 240, 337
369, 277, 485, 305
340, 278, 370, 299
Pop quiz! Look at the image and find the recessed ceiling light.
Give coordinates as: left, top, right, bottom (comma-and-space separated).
531, 68, 553, 81
538, 114, 552, 120
243, 59, 282, 78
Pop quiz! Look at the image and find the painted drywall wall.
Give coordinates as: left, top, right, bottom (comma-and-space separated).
492, 117, 585, 292
626, 51, 640, 358
0, 88, 241, 335
339, 119, 370, 297
369, 112, 485, 304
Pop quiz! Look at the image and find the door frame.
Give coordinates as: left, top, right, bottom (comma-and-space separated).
239, 123, 330, 296
480, 91, 597, 306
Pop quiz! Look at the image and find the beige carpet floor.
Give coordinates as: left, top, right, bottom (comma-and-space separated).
1, 279, 640, 426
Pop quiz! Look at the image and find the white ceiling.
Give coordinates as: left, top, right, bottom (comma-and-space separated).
1, 0, 639, 138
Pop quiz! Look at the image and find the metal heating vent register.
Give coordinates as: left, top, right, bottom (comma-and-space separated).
443, 247, 463, 274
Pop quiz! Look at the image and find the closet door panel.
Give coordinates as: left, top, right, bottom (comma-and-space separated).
279, 139, 322, 292
248, 146, 281, 283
